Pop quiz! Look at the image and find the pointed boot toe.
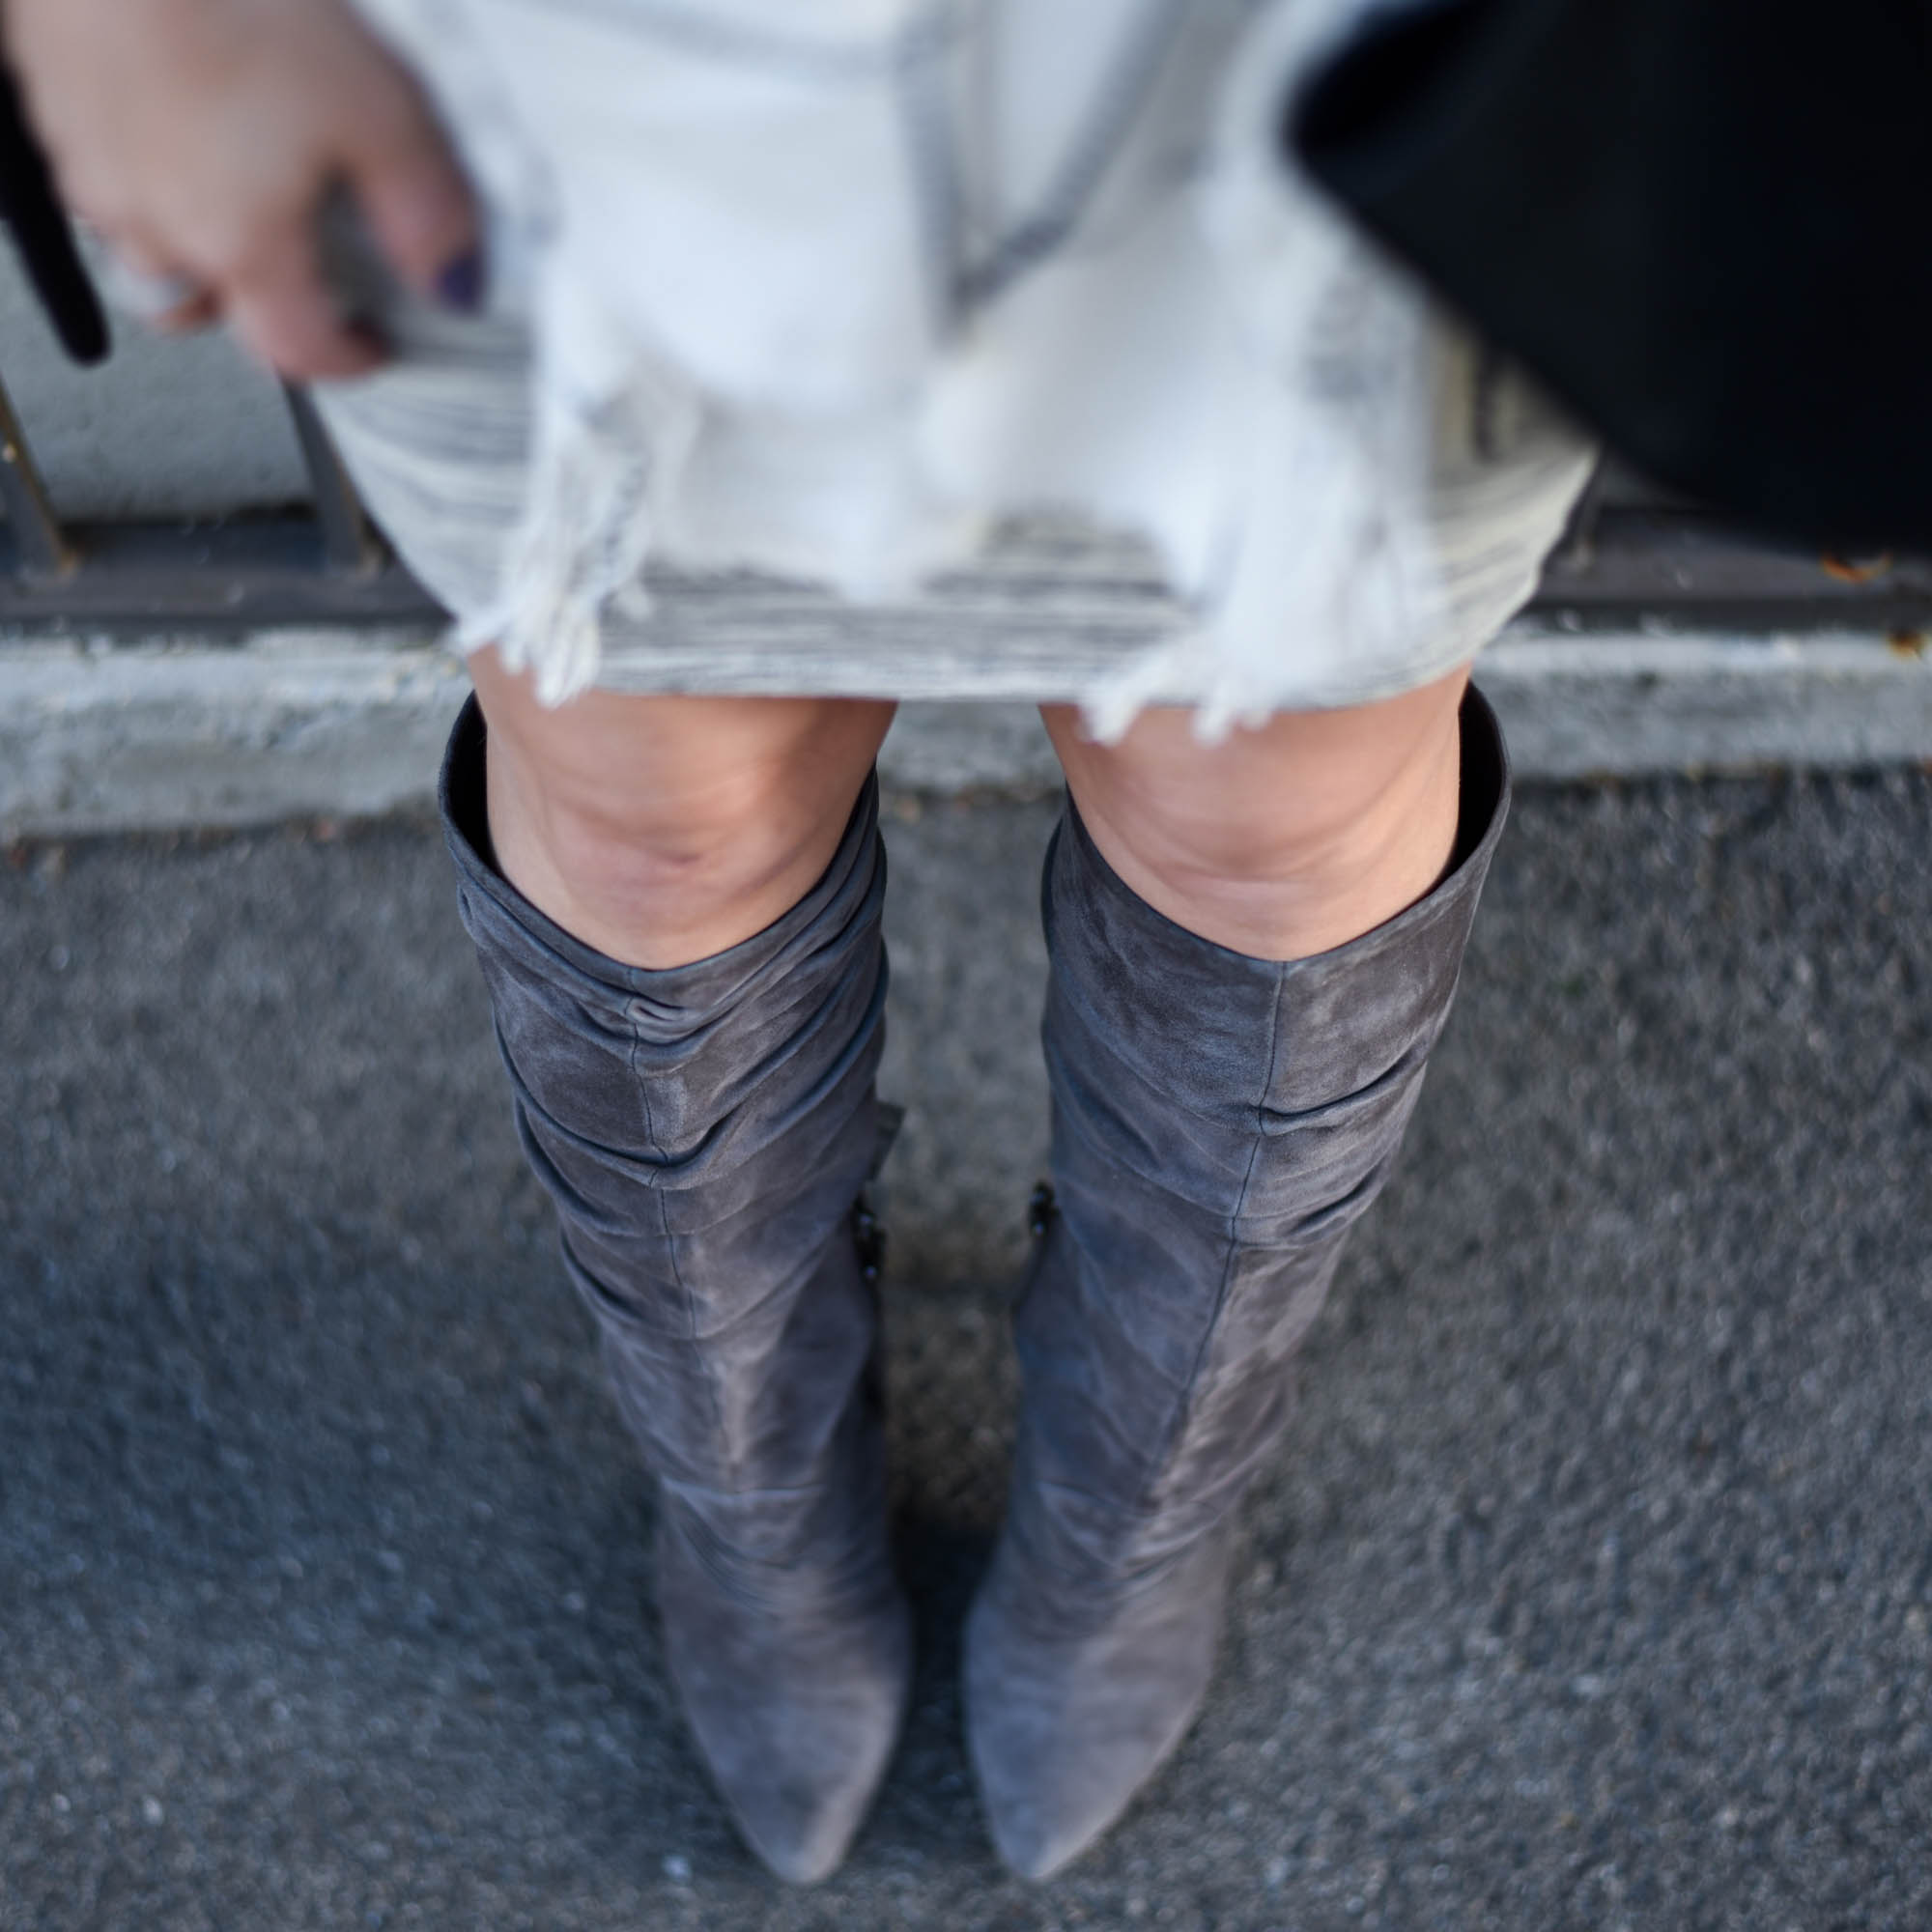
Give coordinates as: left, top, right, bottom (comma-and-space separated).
659, 1517, 913, 1884
964, 1529, 1234, 1881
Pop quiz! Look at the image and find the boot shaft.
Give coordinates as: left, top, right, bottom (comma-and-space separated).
1022, 686, 1513, 1581
438, 696, 891, 1509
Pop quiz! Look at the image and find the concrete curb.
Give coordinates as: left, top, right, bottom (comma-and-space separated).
3, 627, 1931, 838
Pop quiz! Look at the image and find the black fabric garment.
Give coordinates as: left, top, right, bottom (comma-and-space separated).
1290, 0, 1932, 553
0, 66, 108, 365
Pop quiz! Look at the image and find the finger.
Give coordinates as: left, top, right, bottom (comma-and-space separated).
346, 90, 482, 310
223, 223, 386, 381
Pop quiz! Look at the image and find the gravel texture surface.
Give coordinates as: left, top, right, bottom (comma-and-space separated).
4, 771, 1931, 1931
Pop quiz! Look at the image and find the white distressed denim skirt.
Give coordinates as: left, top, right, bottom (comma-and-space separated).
318, 0, 1597, 733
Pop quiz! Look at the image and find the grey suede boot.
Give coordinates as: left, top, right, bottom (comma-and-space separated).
439, 698, 911, 1885
966, 687, 1512, 1880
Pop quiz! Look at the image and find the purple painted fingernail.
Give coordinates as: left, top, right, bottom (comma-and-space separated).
436, 247, 487, 315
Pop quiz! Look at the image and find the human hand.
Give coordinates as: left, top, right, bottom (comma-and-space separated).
2, 0, 480, 379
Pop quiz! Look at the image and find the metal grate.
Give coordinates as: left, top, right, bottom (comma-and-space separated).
0, 358, 436, 628
1, 356, 1929, 639
0, 363, 71, 578
1537, 469, 1932, 636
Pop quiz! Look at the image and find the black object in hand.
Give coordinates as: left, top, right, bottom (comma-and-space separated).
1292, 0, 1932, 553
0, 62, 109, 365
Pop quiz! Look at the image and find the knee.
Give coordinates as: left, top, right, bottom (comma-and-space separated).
521, 756, 807, 927
1081, 746, 1397, 897
470, 651, 894, 966
1043, 668, 1471, 959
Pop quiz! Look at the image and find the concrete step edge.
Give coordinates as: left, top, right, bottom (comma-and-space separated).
3, 625, 1930, 838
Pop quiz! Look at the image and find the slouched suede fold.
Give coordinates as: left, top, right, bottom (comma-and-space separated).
967, 687, 1511, 1879
440, 697, 910, 1884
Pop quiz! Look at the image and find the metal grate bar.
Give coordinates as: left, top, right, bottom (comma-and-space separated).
0, 514, 438, 626
0, 505, 1926, 639
1529, 509, 1932, 631
0, 370, 72, 577
283, 384, 384, 577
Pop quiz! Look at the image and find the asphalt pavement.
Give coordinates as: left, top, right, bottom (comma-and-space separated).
4, 769, 1932, 1931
